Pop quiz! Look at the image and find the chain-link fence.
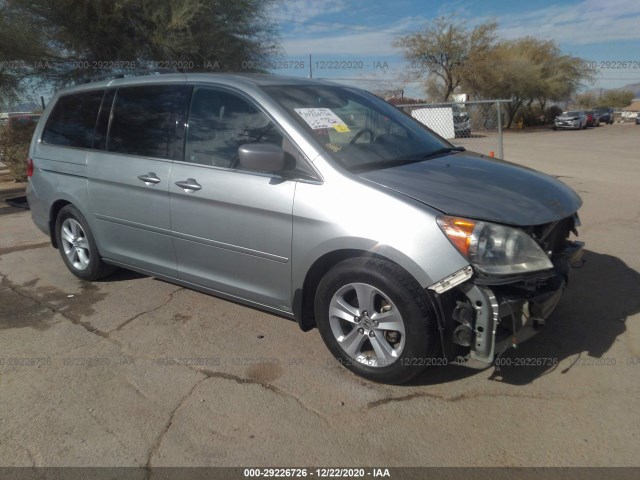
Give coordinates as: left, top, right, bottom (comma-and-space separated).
397, 100, 507, 159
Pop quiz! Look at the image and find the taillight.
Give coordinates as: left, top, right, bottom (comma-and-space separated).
27, 157, 34, 177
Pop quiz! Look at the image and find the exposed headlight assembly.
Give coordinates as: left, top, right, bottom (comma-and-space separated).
437, 215, 553, 275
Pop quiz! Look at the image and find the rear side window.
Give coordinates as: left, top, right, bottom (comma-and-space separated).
108, 85, 188, 160
41, 90, 105, 148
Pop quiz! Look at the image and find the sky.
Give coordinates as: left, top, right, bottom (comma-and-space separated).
269, 0, 640, 98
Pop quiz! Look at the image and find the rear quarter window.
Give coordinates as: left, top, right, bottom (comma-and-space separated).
41, 90, 105, 148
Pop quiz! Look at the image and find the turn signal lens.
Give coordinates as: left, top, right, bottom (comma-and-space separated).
437, 216, 477, 256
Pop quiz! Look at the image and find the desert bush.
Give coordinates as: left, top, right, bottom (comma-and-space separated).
544, 105, 564, 124
0, 119, 36, 182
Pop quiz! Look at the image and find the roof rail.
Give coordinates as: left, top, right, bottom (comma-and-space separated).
78, 68, 180, 85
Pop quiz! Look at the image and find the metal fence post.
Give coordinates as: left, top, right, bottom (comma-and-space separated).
497, 101, 504, 159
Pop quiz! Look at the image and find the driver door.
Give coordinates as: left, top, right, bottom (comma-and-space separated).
169, 87, 296, 310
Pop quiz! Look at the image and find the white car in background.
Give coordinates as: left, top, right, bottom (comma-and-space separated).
553, 111, 587, 130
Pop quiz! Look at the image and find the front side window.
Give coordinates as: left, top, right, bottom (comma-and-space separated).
263, 85, 452, 172
185, 87, 283, 169
108, 85, 188, 160
41, 90, 105, 148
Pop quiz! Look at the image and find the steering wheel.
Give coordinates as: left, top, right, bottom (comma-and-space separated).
253, 123, 275, 143
349, 128, 375, 145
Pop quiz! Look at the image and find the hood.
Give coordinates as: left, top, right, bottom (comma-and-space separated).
358, 152, 582, 226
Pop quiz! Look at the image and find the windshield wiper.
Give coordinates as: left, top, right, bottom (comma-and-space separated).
421, 146, 465, 159
350, 146, 466, 173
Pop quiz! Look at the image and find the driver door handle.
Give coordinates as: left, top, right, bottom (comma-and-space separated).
175, 178, 202, 192
137, 172, 161, 185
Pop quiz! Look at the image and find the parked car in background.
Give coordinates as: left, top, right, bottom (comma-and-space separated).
585, 111, 599, 127
27, 73, 585, 384
452, 105, 471, 137
594, 106, 614, 124
636, 114, 640, 125
553, 111, 587, 130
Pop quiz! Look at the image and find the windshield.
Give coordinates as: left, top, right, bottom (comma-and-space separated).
564, 111, 581, 116
263, 85, 453, 172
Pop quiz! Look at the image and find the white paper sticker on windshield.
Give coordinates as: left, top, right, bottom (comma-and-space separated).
294, 108, 350, 132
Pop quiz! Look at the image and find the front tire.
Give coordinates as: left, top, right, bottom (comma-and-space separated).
55, 205, 116, 281
315, 257, 438, 384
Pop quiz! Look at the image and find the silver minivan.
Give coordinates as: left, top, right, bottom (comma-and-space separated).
27, 73, 584, 383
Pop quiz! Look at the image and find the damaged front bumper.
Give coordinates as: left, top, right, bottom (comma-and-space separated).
430, 240, 585, 367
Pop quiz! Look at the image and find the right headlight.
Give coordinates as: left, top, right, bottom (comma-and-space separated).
437, 215, 553, 275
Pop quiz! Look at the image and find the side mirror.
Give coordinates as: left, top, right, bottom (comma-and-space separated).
238, 143, 285, 173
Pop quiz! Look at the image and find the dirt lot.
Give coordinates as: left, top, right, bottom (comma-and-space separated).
1, 124, 639, 471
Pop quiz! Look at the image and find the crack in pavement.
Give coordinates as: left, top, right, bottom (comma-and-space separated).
0, 273, 116, 343
194, 368, 330, 422
144, 367, 329, 469
1, 272, 183, 349
3, 270, 331, 464
15, 443, 37, 467
110, 287, 184, 334
0, 241, 51, 256
87, 408, 132, 454
367, 390, 553, 409
145, 372, 209, 471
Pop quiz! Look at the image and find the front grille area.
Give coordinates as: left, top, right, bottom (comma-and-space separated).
529, 215, 576, 255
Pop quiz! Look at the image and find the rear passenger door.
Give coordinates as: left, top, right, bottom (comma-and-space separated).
87, 84, 188, 277
169, 86, 296, 310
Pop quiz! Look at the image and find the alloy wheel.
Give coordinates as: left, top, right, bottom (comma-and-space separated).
60, 218, 91, 271
328, 282, 406, 367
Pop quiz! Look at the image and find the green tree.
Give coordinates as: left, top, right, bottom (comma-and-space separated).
576, 92, 597, 109
598, 90, 635, 109
6, 0, 281, 85
462, 38, 591, 127
0, 0, 53, 107
394, 16, 497, 102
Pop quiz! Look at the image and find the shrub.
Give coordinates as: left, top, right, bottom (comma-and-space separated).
0, 119, 37, 182
545, 105, 564, 124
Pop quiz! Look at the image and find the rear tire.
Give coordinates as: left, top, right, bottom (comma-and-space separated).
55, 205, 116, 281
315, 257, 439, 384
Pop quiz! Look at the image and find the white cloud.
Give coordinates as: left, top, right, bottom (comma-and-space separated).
282, 31, 396, 56
271, 0, 353, 36
279, 15, 427, 57
494, 0, 640, 45
275, 0, 640, 59
273, 0, 348, 20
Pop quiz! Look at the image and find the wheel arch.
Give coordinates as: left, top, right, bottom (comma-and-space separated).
48, 197, 95, 249
48, 199, 73, 248
293, 249, 424, 332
